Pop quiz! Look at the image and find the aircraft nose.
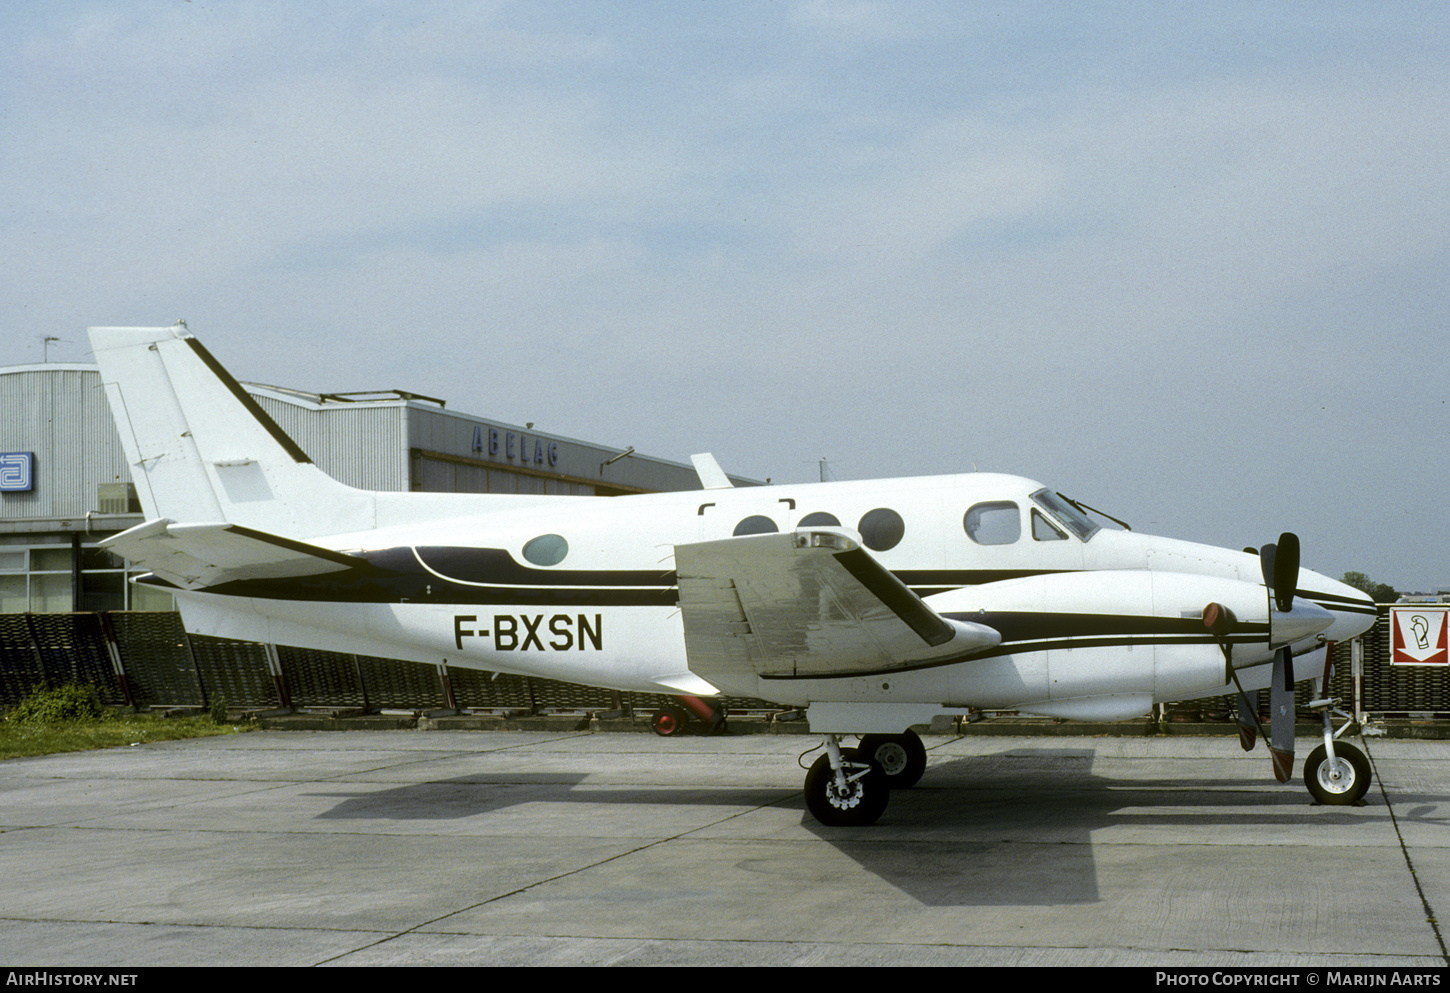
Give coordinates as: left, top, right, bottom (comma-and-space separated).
1301, 569, 1377, 642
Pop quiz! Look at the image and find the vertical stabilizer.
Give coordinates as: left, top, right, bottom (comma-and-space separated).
89, 326, 376, 538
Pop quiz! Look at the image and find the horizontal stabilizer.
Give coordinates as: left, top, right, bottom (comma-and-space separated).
101, 518, 362, 591
676, 529, 999, 688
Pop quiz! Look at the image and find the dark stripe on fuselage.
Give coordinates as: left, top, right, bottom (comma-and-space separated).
165, 544, 678, 606
1301, 588, 1378, 616
413, 547, 674, 589
154, 545, 1373, 647
158, 544, 1072, 607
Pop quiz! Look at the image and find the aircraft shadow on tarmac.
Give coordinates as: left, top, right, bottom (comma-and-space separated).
305, 746, 1426, 908
802, 747, 1403, 907
308, 772, 795, 821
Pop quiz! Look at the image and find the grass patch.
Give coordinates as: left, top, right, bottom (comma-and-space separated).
1, 683, 251, 760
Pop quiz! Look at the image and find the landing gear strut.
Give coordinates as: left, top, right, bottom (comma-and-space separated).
1302, 650, 1372, 806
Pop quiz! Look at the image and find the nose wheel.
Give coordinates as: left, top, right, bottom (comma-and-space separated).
1304, 741, 1371, 805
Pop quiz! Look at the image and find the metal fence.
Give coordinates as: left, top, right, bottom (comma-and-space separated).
0, 607, 1444, 721
0, 611, 766, 718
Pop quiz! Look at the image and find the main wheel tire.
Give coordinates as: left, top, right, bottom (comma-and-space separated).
858, 730, 927, 789
804, 748, 889, 827
1303, 742, 1371, 805
651, 705, 688, 737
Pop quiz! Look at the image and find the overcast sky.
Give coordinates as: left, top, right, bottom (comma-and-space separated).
4, 1, 1447, 591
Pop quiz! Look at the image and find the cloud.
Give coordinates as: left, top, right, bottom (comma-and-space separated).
3, 2, 1449, 585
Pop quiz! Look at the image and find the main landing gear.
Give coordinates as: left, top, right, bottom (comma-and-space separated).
803, 730, 927, 826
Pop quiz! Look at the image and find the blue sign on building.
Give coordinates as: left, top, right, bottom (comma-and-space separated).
0, 452, 34, 492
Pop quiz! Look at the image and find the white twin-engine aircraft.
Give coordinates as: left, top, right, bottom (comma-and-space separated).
90, 325, 1378, 825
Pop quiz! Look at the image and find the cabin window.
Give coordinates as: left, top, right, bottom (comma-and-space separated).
797, 512, 841, 527
857, 508, 905, 551
733, 515, 779, 536
1032, 510, 1067, 541
522, 534, 569, 566
964, 502, 1020, 545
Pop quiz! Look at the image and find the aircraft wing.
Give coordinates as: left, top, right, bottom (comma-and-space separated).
675, 530, 999, 686
101, 518, 362, 591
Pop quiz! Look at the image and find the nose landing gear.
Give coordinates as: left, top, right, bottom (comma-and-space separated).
1304, 741, 1371, 805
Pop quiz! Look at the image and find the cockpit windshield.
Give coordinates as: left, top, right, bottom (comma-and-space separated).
1030, 488, 1101, 542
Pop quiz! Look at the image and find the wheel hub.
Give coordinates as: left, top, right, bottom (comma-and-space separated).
1317, 759, 1352, 794
874, 743, 908, 776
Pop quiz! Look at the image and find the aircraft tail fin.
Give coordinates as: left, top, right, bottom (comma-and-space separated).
89, 326, 376, 538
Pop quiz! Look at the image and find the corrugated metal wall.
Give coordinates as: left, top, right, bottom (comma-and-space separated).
0, 366, 130, 520
251, 393, 409, 491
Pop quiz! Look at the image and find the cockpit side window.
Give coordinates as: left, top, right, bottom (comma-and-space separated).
1032, 510, 1067, 541
1030, 488, 1100, 542
963, 502, 1021, 545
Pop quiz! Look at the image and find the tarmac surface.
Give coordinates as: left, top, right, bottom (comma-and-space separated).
1, 728, 1447, 968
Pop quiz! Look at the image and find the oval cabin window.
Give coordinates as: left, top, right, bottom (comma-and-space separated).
522, 534, 569, 566
857, 508, 905, 551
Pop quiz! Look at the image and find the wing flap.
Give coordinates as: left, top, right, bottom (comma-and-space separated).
101, 518, 361, 590
676, 529, 999, 685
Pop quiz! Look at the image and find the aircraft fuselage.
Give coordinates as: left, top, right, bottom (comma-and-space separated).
153, 471, 1374, 725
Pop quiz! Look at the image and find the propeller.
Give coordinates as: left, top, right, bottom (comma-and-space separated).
1260, 532, 1301, 783
1210, 532, 1329, 780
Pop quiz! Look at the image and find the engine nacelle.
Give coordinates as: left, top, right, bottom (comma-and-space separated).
928, 569, 1330, 716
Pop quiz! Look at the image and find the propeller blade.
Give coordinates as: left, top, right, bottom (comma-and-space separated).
1273, 532, 1300, 614
1236, 693, 1258, 752
1269, 646, 1295, 783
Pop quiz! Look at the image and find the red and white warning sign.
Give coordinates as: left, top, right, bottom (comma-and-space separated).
1390, 606, 1449, 666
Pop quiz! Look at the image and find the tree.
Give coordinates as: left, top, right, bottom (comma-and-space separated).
1341, 571, 1397, 603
